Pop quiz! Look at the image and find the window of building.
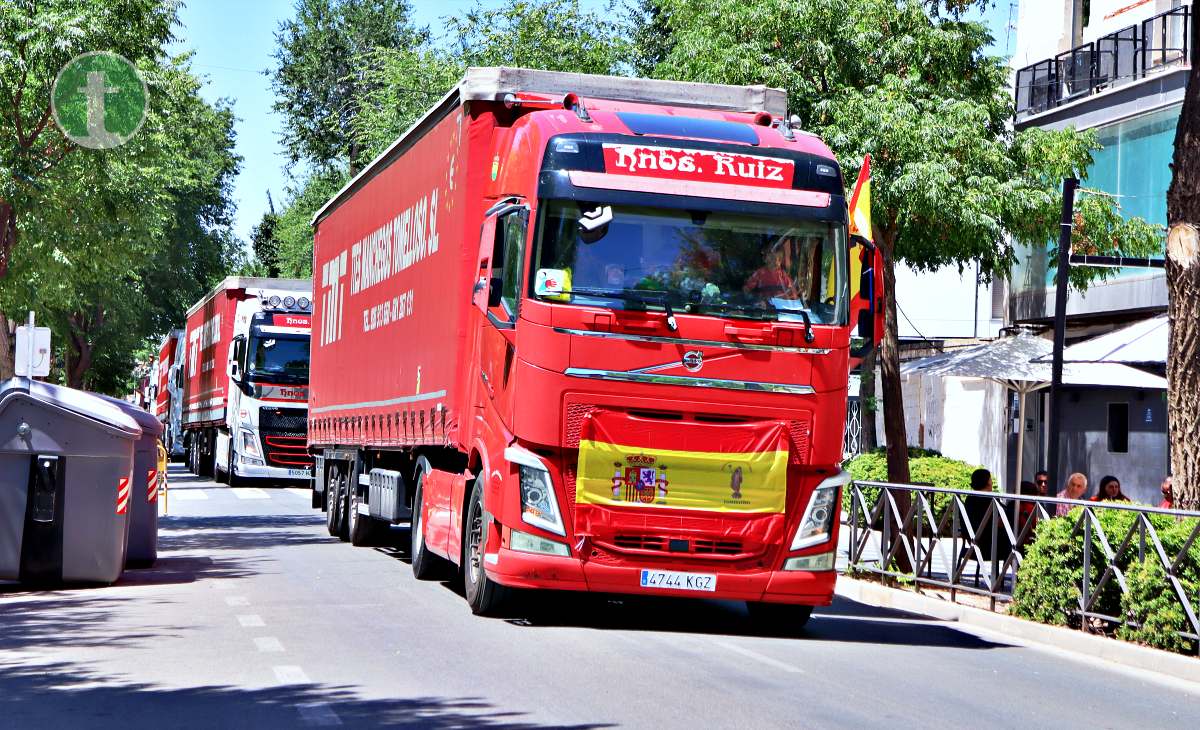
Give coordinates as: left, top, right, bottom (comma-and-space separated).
1107, 402, 1129, 453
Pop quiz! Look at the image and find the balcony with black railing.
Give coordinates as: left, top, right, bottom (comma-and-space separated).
1015, 5, 1191, 121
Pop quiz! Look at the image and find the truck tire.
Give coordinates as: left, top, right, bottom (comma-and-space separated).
348, 473, 379, 546
214, 446, 229, 484
326, 465, 347, 540
462, 476, 509, 615
410, 463, 451, 580
746, 602, 813, 634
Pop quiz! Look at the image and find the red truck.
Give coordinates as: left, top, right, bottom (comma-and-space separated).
182, 277, 314, 484
309, 68, 881, 623
153, 329, 184, 459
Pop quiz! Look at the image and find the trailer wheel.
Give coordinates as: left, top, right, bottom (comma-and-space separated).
746, 602, 813, 635
410, 461, 450, 580
348, 473, 379, 546
463, 476, 509, 615
326, 464, 347, 540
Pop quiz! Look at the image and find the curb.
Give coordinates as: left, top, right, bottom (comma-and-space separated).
834, 576, 1200, 687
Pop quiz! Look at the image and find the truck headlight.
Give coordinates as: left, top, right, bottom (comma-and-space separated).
241, 429, 262, 458
505, 445, 566, 537
790, 471, 850, 551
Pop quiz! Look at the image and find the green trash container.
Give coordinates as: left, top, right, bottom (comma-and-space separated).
0, 378, 142, 584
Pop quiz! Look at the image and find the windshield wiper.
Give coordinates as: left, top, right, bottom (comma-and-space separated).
568, 287, 679, 332
697, 302, 815, 343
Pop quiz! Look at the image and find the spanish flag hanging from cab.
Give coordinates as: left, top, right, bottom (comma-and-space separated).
846, 154, 872, 299
575, 410, 790, 515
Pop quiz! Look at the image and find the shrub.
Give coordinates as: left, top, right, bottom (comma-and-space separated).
842, 452, 983, 528
1012, 508, 1200, 654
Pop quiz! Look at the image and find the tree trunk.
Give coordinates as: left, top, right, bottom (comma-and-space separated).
66, 332, 91, 389
878, 232, 911, 483
0, 311, 13, 380
1165, 12, 1200, 511
877, 230, 913, 574
859, 346, 879, 452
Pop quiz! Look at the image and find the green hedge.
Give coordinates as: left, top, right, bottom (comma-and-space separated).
842, 451, 984, 523
1011, 509, 1200, 654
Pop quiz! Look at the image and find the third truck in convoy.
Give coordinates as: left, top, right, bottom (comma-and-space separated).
307, 68, 881, 623
182, 277, 314, 485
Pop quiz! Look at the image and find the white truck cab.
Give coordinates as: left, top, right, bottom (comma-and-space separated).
213, 288, 312, 484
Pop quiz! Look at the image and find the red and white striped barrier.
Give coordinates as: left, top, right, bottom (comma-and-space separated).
116, 477, 131, 515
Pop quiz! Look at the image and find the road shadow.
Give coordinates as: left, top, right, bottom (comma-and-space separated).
369, 530, 1006, 650
0, 659, 613, 729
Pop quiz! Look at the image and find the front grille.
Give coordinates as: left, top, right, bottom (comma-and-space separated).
263, 434, 312, 467
260, 407, 308, 435
611, 534, 743, 556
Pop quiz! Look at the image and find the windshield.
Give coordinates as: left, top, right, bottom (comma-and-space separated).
532, 201, 848, 324
248, 334, 310, 383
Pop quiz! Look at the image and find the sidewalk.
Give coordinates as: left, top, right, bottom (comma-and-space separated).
833, 575, 1200, 690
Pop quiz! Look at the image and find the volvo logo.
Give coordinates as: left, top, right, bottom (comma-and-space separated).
682, 350, 704, 372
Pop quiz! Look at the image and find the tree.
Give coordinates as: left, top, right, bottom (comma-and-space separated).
271, 0, 629, 278
273, 167, 348, 278
251, 192, 282, 277
1165, 8, 1200, 510
652, 0, 1160, 483
270, 0, 426, 174
1, 53, 241, 391
0, 0, 179, 378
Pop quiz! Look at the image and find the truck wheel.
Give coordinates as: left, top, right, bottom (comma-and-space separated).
348, 473, 378, 546
411, 464, 450, 580
746, 602, 813, 635
462, 476, 509, 615
325, 465, 346, 540
214, 447, 229, 484
227, 451, 244, 488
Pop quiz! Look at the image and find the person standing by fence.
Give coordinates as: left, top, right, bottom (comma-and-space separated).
1159, 476, 1174, 509
1091, 475, 1130, 503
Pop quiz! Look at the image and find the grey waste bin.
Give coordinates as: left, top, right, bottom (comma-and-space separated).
92, 392, 164, 567
0, 378, 141, 584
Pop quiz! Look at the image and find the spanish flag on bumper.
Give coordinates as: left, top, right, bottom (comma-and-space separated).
576, 411, 790, 515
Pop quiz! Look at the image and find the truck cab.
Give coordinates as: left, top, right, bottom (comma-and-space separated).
216, 295, 313, 484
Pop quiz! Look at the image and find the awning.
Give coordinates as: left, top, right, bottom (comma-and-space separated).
904, 332, 1166, 389
1034, 315, 1166, 365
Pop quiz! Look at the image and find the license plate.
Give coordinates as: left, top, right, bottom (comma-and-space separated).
287, 469, 310, 478
639, 569, 717, 592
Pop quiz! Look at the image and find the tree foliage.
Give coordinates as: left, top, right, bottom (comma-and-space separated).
0, 2, 240, 392
270, 0, 426, 174
272, 0, 628, 279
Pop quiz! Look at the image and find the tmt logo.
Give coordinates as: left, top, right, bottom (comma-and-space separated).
320, 251, 348, 346
51, 52, 148, 150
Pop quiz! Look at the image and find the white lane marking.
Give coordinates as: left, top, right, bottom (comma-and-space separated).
170, 490, 210, 501
715, 641, 805, 674
225, 596, 249, 607
286, 488, 310, 498
273, 665, 310, 684
254, 637, 285, 653
297, 703, 342, 726
232, 488, 270, 500
237, 614, 265, 628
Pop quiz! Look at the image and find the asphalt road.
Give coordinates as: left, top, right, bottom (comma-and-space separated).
1, 464, 1194, 729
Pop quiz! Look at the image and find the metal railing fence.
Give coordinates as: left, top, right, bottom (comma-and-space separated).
1015, 5, 1191, 120
843, 481, 1200, 651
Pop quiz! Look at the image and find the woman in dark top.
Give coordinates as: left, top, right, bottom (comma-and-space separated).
1091, 475, 1130, 502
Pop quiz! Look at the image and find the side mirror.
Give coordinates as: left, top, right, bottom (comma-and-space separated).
227, 359, 240, 381
849, 245, 881, 362
487, 276, 503, 308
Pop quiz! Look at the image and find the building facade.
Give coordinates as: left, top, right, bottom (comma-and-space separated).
1006, 0, 1186, 501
